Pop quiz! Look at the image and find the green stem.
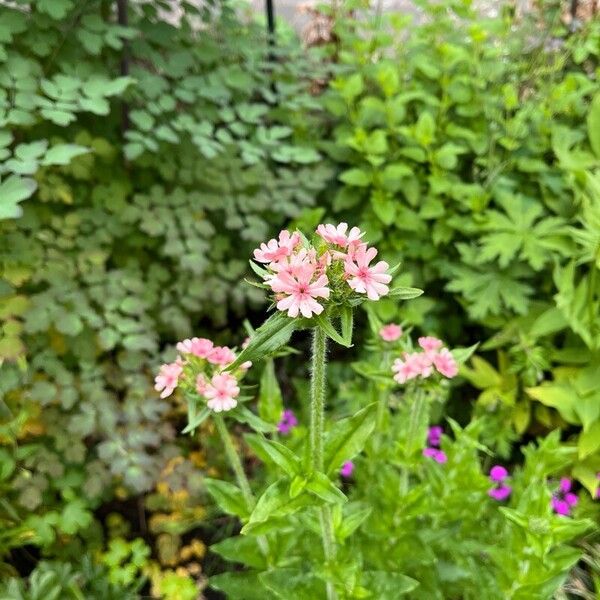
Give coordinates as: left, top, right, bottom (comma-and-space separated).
214, 414, 254, 509
310, 327, 338, 600
213, 414, 270, 557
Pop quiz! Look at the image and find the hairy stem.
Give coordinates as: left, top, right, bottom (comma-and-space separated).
310, 327, 338, 600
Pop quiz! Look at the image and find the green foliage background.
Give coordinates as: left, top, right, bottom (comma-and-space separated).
0, 0, 599, 596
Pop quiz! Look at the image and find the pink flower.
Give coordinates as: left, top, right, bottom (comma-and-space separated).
433, 348, 458, 378
379, 323, 403, 342
242, 337, 250, 349
551, 478, 578, 516
176, 337, 214, 358
240, 361, 252, 371
316, 222, 364, 248
207, 346, 236, 366
489, 485, 512, 501
418, 336, 443, 353
340, 461, 354, 477
413, 352, 434, 377
196, 373, 208, 395
277, 409, 298, 434
427, 426, 443, 447
423, 448, 447, 464
270, 269, 330, 318
253, 230, 300, 263
204, 373, 240, 412
269, 248, 317, 279
344, 245, 391, 301
154, 360, 184, 399
392, 356, 420, 383
489, 465, 508, 482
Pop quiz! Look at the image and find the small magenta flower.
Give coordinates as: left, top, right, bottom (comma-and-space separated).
277, 409, 298, 434
344, 245, 392, 301
340, 461, 355, 477
423, 448, 447, 463
204, 373, 240, 413
379, 323, 403, 342
427, 426, 443, 447
596, 472, 600, 499
488, 465, 512, 501
551, 478, 578, 516
154, 359, 184, 398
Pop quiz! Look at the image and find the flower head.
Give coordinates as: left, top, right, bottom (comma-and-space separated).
488, 465, 512, 501
433, 348, 458, 378
418, 336, 443, 353
340, 461, 355, 477
154, 359, 184, 398
379, 323, 403, 342
344, 245, 391, 301
551, 478, 578, 516
204, 373, 240, 413
277, 409, 298, 435
253, 230, 300, 263
270, 268, 330, 318
489, 465, 508, 482
423, 448, 447, 464
176, 337, 214, 358
207, 346, 236, 366
427, 426, 443, 447
489, 485, 512, 501
316, 222, 364, 248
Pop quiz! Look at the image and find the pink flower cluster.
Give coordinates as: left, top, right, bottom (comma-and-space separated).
252, 224, 392, 319
154, 337, 250, 413
379, 323, 403, 342
551, 478, 578, 516
488, 465, 512, 501
423, 426, 447, 463
392, 336, 458, 384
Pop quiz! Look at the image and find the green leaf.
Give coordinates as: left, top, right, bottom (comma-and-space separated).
587, 92, 600, 158
324, 403, 377, 475
242, 479, 314, 534
306, 471, 347, 504
226, 312, 299, 371
182, 405, 211, 435
260, 568, 324, 599
361, 571, 419, 597
451, 343, 479, 365
0, 175, 37, 220
315, 313, 352, 348
337, 503, 372, 540
244, 433, 301, 476
210, 572, 267, 600
203, 478, 249, 519
55, 313, 83, 336
339, 168, 372, 187
258, 360, 283, 424
210, 536, 267, 569
387, 286, 423, 299
578, 421, 600, 459
340, 305, 353, 347
235, 406, 276, 433
41, 144, 89, 166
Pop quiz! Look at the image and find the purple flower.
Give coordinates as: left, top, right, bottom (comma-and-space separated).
551, 478, 578, 516
427, 426, 443, 448
488, 485, 512, 501
488, 465, 512, 501
277, 409, 298, 435
596, 472, 600, 499
423, 447, 447, 464
340, 461, 354, 478
489, 465, 508, 482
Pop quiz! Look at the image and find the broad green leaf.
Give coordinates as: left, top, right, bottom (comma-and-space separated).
0, 175, 36, 220
209, 571, 267, 600
41, 144, 89, 166
324, 403, 377, 475
361, 571, 419, 597
337, 503, 372, 540
203, 478, 249, 519
227, 312, 299, 371
210, 536, 267, 569
339, 168, 371, 187
235, 406, 276, 433
244, 433, 300, 476
452, 343, 479, 365
258, 360, 283, 424
260, 568, 324, 599
305, 471, 347, 504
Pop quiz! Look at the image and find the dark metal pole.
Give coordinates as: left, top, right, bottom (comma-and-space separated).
265, 0, 275, 51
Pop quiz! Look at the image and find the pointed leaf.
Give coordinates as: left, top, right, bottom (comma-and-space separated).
204, 478, 249, 518
388, 286, 423, 299
306, 471, 348, 504
244, 433, 301, 476
235, 406, 276, 433
315, 313, 352, 347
